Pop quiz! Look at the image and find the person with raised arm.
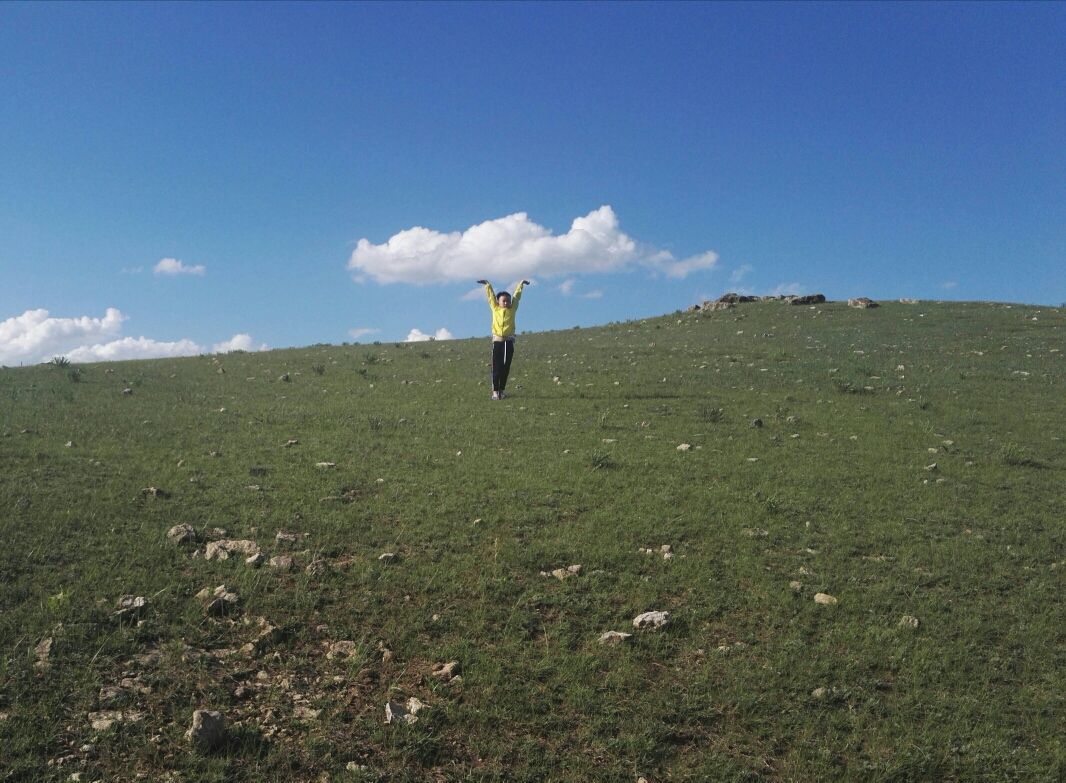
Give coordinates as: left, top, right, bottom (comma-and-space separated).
476, 279, 529, 400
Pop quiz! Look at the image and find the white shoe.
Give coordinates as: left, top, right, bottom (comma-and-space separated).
491, 391, 500, 400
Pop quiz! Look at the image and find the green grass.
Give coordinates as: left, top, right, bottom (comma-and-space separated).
2, 300, 1065, 781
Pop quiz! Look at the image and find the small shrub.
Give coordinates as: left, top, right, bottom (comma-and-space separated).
50, 356, 71, 368
67, 368, 82, 383
699, 405, 725, 423
999, 443, 1043, 468
364, 353, 380, 365
311, 364, 325, 376
588, 450, 616, 470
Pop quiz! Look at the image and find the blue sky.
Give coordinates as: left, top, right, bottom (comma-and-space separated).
2, 1, 1063, 363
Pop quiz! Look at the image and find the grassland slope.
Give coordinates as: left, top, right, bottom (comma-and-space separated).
1, 300, 1064, 781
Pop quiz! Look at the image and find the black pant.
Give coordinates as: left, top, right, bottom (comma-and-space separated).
491, 339, 515, 392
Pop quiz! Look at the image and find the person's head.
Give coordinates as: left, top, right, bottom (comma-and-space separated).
496, 291, 512, 308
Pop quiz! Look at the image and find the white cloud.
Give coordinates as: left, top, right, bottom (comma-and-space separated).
212, 334, 267, 353
730, 264, 753, 283
0, 307, 126, 365
461, 287, 485, 301
154, 258, 206, 276
0, 307, 265, 365
558, 278, 602, 298
769, 282, 804, 296
655, 250, 719, 279
405, 327, 454, 342
66, 336, 202, 363
941, 280, 958, 290
348, 205, 717, 284
348, 327, 381, 340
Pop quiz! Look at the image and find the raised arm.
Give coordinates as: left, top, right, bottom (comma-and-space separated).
511, 280, 529, 309
478, 280, 496, 310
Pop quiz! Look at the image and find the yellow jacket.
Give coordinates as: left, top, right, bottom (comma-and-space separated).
485, 282, 524, 338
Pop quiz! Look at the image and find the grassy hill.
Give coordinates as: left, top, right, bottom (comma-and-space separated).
2, 299, 1064, 782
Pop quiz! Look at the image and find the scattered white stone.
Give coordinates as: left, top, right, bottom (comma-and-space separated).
305, 558, 328, 576
378, 641, 394, 663
275, 530, 300, 544
813, 593, 838, 605
925, 463, 938, 472
542, 564, 582, 580
326, 640, 359, 660
378, 552, 400, 564
197, 585, 240, 616
898, 615, 920, 629
789, 581, 803, 592
284, 438, 299, 447
632, 611, 670, 630
204, 540, 261, 561
167, 523, 199, 546
185, 709, 226, 752
742, 528, 768, 538
316, 461, 336, 469
385, 697, 426, 725
431, 661, 461, 681
598, 631, 633, 645
268, 555, 294, 571
810, 687, 834, 700
245, 553, 265, 568
113, 595, 148, 622
676, 443, 691, 451
88, 710, 144, 732
34, 637, 53, 671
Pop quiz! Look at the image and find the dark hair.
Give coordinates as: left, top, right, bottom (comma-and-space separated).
497, 291, 511, 300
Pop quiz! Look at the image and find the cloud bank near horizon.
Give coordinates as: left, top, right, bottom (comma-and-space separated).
0, 308, 265, 365
347, 206, 718, 285
405, 327, 454, 343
